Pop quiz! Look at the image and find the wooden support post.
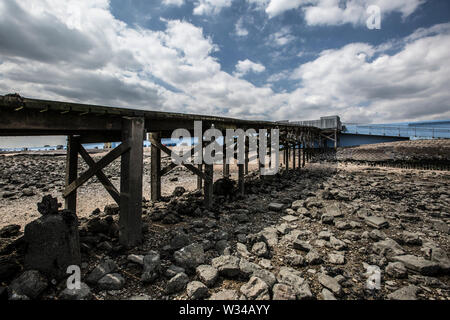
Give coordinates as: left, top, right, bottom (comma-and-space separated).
120, 117, 144, 247
286, 143, 290, 171
293, 144, 296, 170
238, 163, 244, 196
197, 164, 203, 190
204, 136, 213, 208
150, 132, 161, 202
303, 141, 306, 167
204, 163, 213, 208
244, 138, 249, 175
65, 135, 79, 213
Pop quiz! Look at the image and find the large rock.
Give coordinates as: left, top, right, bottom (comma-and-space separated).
240, 276, 270, 300
393, 255, 440, 276
212, 255, 240, 278
9, 270, 48, 299
385, 262, 408, 278
24, 210, 81, 280
166, 272, 189, 294
277, 267, 313, 300
372, 238, 404, 257
387, 285, 419, 300
317, 273, 342, 296
196, 265, 218, 287
174, 243, 205, 271
251, 242, 269, 258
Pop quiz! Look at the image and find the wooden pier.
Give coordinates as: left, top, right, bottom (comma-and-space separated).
0, 94, 325, 247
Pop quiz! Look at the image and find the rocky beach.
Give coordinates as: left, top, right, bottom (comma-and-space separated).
0, 141, 449, 301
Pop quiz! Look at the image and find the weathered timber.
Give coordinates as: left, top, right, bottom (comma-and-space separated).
119, 117, 144, 247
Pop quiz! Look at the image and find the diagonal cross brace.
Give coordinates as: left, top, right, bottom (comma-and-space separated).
160, 145, 197, 176
77, 143, 121, 205
63, 142, 130, 198
148, 136, 208, 180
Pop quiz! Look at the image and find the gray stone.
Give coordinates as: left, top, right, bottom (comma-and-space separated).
320, 288, 337, 300
165, 265, 185, 279
330, 236, 347, 251
369, 229, 386, 241
253, 269, 277, 288
174, 243, 205, 271
236, 243, 251, 258
318, 273, 342, 296
318, 231, 332, 241
187, 281, 209, 300
325, 204, 343, 217
272, 283, 296, 300
166, 272, 189, 294
282, 215, 298, 223
212, 255, 240, 278
372, 238, 404, 257
59, 282, 91, 300
240, 276, 270, 300
170, 231, 190, 250
430, 248, 450, 274
402, 232, 422, 246
365, 216, 389, 229
321, 215, 334, 225
86, 259, 118, 284
335, 221, 352, 230
259, 227, 279, 248
239, 259, 262, 279
277, 267, 313, 300
291, 200, 304, 211
285, 253, 305, 267
127, 254, 144, 266
196, 265, 218, 287
293, 240, 312, 252
393, 255, 440, 276
306, 250, 323, 265
0, 224, 20, 238
104, 204, 119, 215
24, 211, 81, 280
97, 273, 125, 291
386, 262, 408, 279
209, 289, 239, 300
9, 270, 48, 299
251, 242, 269, 258
141, 251, 161, 283
268, 203, 285, 211
387, 285, 419, 300
328, 253, 345, 265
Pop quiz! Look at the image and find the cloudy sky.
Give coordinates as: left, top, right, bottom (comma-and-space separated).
1, 0, 449, 125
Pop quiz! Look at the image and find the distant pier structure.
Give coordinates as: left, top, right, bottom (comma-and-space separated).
0, 94, 326, 247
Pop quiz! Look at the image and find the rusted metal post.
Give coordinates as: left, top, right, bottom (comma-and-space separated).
120, 117, 144, 247
150, 132, 161, 202
65, 135, 79, 213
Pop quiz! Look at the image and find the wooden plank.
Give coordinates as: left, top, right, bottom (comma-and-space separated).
78, 143, 121, 205
65, 136, 79, 213
63, 142, 130, 198
120, 117, 144, 247
150, 132, 161, 201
